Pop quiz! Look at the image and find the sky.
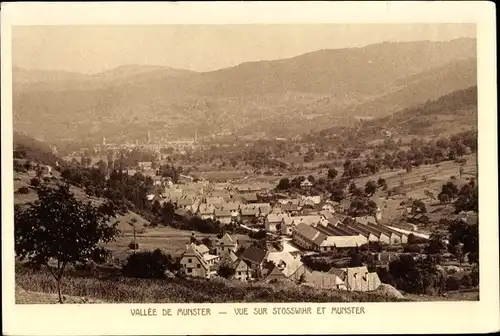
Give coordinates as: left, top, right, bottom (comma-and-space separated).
13, 24, 476, 74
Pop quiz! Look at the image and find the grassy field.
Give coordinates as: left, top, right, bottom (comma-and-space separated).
106, 225, 254, 261
16, 266, 408, 303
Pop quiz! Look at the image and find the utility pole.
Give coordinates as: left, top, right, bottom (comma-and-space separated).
133, 227, 137, 254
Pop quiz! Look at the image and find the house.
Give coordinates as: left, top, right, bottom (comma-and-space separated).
321, 201, 336, 213
232, 259, 256, 281
263, 263, 288, 283
253, 203, 272, 217
319, 210, 334, 221
281, 203, 302, 215
239, 246, 268, 278
146, 194, 163, 203
151, 175, 165, 187
215, 233, 239, 257
205, 196, 226, 207
176, 196, 196, 210
222, 202, 241, 221
300, 180, 313, 188
240, 207, 258, 221
138, 161, 153, 170
179, 243, 220, 279
265, 213, 289, 233
269, 206, 283, 215
197, 204, 215, 220
214, 208, 233, 225
301, 195, 322, 205
302, 271, 347, 290
241, 193, 259, 203
265, 251, 303, 278
329, 266, 381, 291
281, 215, 327, 235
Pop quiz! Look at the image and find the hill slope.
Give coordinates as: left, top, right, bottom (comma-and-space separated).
13, 132, 61, 167
354, 86, 477, 141
13, 38, 477, 143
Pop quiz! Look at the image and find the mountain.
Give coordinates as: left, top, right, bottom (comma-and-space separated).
358, 86, 478, 139
12, 38, 477, 144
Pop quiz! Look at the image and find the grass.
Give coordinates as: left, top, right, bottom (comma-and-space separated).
16, 266, 408, 304
106, 226, 253, 261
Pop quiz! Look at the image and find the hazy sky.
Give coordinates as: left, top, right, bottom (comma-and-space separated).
13, 24, 476, 74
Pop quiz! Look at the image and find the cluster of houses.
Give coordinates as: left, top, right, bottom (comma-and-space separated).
179, 233, 382, 292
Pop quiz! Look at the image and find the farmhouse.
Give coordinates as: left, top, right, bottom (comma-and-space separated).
237, 246, 268, 279
180, 243, 220, 279
197, 204, 215, 220
215, 233, 239, 257
214, 208, 233, 225
265, 213, 289, 233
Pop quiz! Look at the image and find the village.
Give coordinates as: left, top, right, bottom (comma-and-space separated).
104, 155, 476, 294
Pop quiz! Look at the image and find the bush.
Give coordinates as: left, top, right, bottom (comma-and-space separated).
403, 244, 422, 253
445, 276, 461, 291
17, 186, 30, 194
460, 274, 473, 288
128, 242, 139, 250
122, 249, 175, 279
30, 177, 40, 187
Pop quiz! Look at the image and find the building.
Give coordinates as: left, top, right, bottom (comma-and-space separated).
214, 208, 233, 225
280, 215, 327, 235
300, 180, 313, 188
197, 204, 215, 220
180, 243, 220, 279
265, 251, 303, 278
238, 246, 268, 279
263, 263, 288, 283
215, 233, 239, 257
292, 223, 327, 251
329, 266, 381, 292
265, 213, 289, 233
138, 161, 153, 170
241, 193, 259, 203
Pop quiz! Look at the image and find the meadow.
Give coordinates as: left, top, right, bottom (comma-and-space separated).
16, 265, 408, 304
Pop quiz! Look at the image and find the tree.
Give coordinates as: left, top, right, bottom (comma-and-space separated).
412, 199, 427, 213
330, 187, 345, 203
327, 167, 338, 180
122, 249, 174, 279
276, 178, 291, 190
201, 237, 213, 250
377, 177, 387, 190
348, 197, 377, 217
438, 193, 451, 204
15, 184, 119, 303
217, 263, 236, 279
454, 184, 478, 213
425, 233, 447, 255
364, 180, 377, 196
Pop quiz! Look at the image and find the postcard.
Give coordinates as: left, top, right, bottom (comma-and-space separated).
2, 1, 499, 335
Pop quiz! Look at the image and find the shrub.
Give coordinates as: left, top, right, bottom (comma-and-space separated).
128, 242, 139, 250
30, 177, 40, 187
217, 264, 236, 279
122, 249, 174, 279
445, 276, 461, 291
17, 186, 30, 194
460, 274, 473, 288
